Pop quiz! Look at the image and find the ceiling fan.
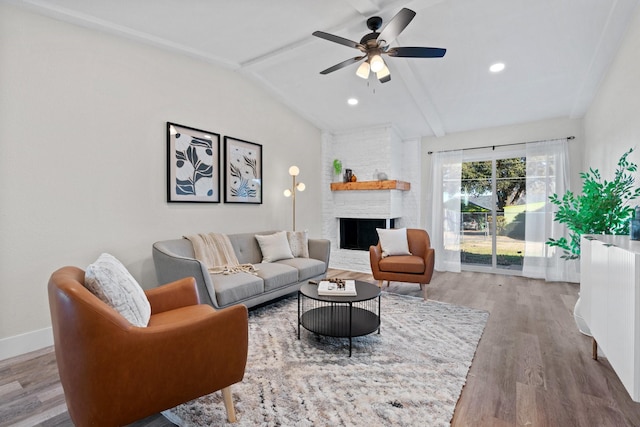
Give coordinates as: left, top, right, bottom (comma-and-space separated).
312, 8, 446, 83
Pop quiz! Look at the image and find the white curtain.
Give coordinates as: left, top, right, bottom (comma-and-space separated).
522, 139, 578, 282
430, 150, 463, 272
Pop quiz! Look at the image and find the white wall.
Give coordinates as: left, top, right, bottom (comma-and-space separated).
584, 6, 640, 178
421, 117, 585, 234
0, 4, 322, 358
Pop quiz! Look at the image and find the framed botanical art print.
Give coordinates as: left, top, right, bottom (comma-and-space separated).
167, 122, 220, 203
224, 136, 262, 204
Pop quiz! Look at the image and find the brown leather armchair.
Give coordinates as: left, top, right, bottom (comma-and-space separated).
48, 266, 248, 426
369, 228, 435, 300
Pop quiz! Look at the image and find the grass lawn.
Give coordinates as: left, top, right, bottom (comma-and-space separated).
460, 232, 525, 267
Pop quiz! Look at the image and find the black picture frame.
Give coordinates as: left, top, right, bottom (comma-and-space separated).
223, 136, 262, 204
166, 122, 220, 203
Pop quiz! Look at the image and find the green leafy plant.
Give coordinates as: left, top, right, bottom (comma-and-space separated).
547, 148, 640, 259
332, 159, 342, 175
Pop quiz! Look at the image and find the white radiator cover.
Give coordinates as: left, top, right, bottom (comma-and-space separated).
580, 235, 640, 401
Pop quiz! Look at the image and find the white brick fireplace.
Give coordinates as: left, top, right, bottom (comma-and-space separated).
321, 125, 422, 272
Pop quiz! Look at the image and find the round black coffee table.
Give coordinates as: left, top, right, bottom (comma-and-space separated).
298, 280, 381, 356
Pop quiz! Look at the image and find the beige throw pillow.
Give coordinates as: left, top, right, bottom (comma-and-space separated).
376, 228, 412, 258
84, 253, 151, 327
255, 231, 294, 263
287, 230, 309, 258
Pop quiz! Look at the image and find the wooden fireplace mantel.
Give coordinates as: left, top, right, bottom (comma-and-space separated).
330, 180, 410, 191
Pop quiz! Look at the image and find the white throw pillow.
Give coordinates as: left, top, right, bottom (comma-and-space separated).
255, 231, 294, 263
84, 253, 151, 327
376, 228, 412, 258
287, 230, 309, 258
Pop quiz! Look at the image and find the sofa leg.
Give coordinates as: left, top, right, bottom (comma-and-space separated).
222, 386, 237, 423
421, 284, 427, 300
377, 280, 383, 288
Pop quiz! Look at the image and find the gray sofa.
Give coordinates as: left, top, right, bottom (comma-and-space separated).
152, 231, 331, 309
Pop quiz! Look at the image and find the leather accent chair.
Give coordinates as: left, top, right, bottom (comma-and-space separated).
369, 228, 435, 300
48, 266, 248, 426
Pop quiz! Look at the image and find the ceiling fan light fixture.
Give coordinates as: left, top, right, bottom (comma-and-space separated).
356, 61, 370, 79
376, 64, 390, 80
370, 54, 385, 73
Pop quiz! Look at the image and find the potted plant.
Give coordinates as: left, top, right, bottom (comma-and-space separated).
332, 159, 342, 181
547, 148, 640, 259
547, 148, 640, 335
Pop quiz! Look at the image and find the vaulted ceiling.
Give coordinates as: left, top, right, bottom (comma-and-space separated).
11, 0, 640, 138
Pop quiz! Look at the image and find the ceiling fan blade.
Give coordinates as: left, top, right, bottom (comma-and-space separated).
320, 56, 366, 75
377, 8, 416, 46
312, 31, 365, 51
387, 47, 446, 58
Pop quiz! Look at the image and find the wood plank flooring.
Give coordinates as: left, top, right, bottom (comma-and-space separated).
2, 269, 640, 426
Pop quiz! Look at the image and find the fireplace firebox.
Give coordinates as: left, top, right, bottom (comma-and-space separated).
340, 218, 396, 251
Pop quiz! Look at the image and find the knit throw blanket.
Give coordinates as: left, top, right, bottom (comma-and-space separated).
184, 233, 257, 275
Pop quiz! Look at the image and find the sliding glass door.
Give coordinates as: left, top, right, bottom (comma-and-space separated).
460, 155, 526, 272
432, 138, 572, 279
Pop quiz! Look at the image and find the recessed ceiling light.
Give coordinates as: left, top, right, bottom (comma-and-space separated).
347, 98, 358, 106
490, 63, 505, 73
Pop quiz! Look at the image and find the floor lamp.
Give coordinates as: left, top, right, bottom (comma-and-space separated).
283, 166, 305, 231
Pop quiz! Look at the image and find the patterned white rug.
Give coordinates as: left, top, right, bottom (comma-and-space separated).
163, 292, 488, 426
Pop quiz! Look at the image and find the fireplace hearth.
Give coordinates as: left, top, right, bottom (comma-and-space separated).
340, 218, 396, 251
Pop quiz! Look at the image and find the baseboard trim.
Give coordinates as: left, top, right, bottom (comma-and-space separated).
0, 327, 53, 362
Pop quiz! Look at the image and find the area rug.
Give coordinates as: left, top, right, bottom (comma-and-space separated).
162, 292, 488, 426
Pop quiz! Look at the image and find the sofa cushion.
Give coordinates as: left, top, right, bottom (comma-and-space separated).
277, 258, 326, 281
378, 255, 425, 274
211, 273, 264, 306
84, 253, 151, 327
255, 231, 294, 262
253, 262, 299, 292
287, 230, 309, 258
377, 227, 412, 258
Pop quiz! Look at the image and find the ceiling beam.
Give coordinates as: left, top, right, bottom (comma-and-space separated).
11, 0, 240, 69
343, 0, 380, 16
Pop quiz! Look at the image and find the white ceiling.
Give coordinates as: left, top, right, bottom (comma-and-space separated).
10, 0, 640, 138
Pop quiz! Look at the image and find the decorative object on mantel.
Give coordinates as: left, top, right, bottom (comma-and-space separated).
330, 180, 410, 191
224, 136, 262, 204
377, 171, 388, 180
332, 159, 342, 181
344, 168, 353, 183
283, 166, 305, 231
166, 122, 220, 203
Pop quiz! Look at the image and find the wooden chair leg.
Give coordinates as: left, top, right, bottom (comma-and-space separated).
421, 284, 427, 300
377, 280, 383, 288
386, 280, 390, 288
222, 386, 237, 423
